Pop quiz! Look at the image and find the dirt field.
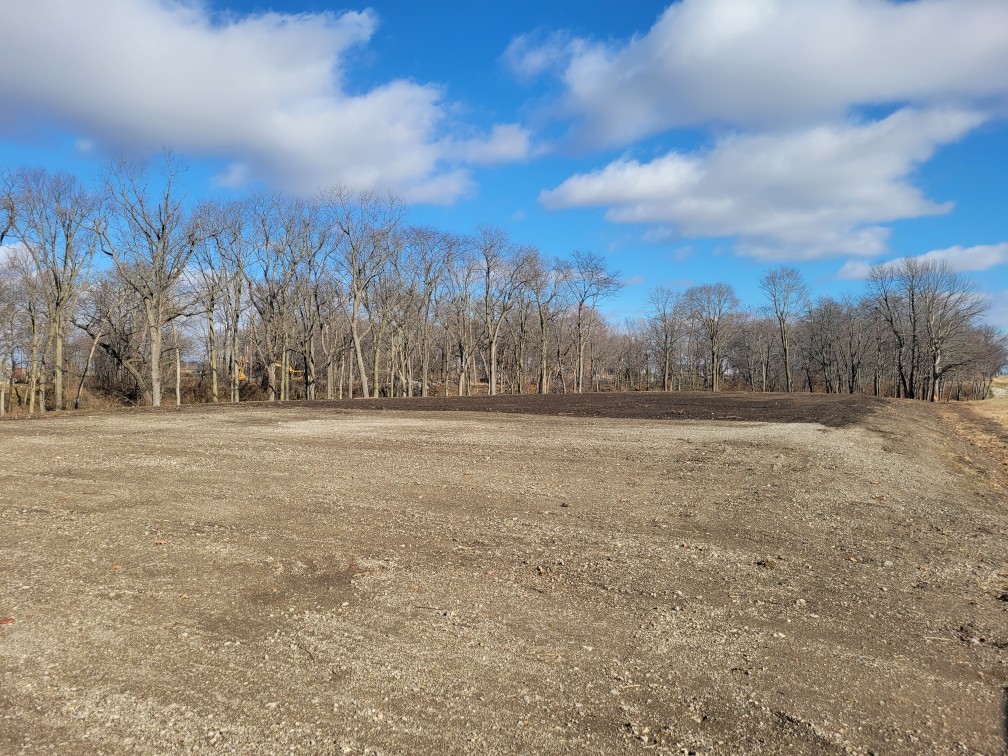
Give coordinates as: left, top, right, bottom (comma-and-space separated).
1, 393, 1006, 754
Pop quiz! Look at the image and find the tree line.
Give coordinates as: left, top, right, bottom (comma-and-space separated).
1, 154, 1005, 415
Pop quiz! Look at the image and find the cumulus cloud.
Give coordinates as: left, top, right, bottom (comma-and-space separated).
510, 0, 1008, 145
541, 108, 982, 260
838, 242, 1008, 280
0, 0, 529, 202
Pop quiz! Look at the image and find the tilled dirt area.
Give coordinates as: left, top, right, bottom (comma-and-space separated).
1, 394, 1006, 754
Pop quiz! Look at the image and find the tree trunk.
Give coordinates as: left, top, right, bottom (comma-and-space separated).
710, 341, 719, 392
173, 323, 182, 406
350, 299, 369, 398
75, 327, 102, 410
372, 328, 383, 398
149, 320, 163, 408
54, 315, 65, 410
208, 311, 219, 403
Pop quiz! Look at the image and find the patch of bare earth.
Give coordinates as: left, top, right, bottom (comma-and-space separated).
1, 394, 1006, 754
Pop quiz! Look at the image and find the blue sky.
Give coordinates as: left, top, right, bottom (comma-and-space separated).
2, 0, 1007, 325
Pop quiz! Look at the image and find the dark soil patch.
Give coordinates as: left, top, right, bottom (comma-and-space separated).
11, 390, 887, 428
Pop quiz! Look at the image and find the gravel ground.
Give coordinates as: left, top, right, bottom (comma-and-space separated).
1, 394, 1006, 754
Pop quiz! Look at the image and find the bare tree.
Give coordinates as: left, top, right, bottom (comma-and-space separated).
443, 247, 480, 396
0, 177, 16, 414
401, 226, 457, 396
99, 152, 199, 407
0, 178, 14, 247
327, 187, 403, 399
917, 261, 988, 401
8, 246, 49, 412
74, 272, 152, 404
759, 266, 809, 392
475, 227, 531, 395
685, 283, 740, 392
0, 251, 24, 413
8, 168, 101, 409
245, 194, 290, 401
647, 286, 686, 392
191, 201, 233, 402
834, 295, 873, 394
566, 251, 621, 393
869, 259, 925, 399
526, 253, 569, 395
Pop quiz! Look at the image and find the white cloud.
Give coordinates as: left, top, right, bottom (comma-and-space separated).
838, 242, 1008, 280
504, 31, 582, 81
541, 108, 982, 260
0, 0, 526, 202
451, 124, 532, 166
511, 0, 1008, 145
917, 243, 1008, 271
836, 260, 874, 280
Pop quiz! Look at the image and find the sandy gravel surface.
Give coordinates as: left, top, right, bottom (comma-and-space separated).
1, 395, 1006, 754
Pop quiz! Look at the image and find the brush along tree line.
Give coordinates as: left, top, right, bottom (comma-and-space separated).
0, 154, 1005, 414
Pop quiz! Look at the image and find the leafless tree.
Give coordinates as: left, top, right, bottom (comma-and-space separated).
99, 152, 199, 407
566, 251, 621, 393
245, 194, 302, 401
7, 246, 48, 411
917, 261, 988, 400
525, 253, 568, 394
6, 154, 1008, 409
759, 266, 809, 392
443, 247, 480, 396
74, 272, 151, 404
474, 226, 531, 395
7, 168, 101, 409
647, 286, 687, 392
0, 178, 14, 247
869, 259, 925, 399
326, 187, 403, 399
685, 283, 740, 392
400, 226, 457, 396
0, 255, 20, 414
869, 258, 990, 400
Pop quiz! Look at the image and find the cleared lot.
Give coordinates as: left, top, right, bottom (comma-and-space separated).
1, 394, 1006, 754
